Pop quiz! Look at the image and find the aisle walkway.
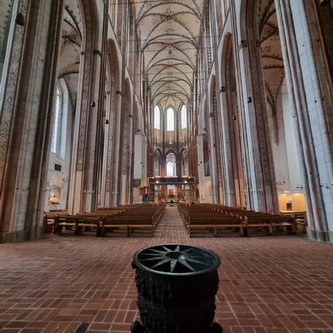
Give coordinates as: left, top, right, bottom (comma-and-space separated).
0, 206, 333, 333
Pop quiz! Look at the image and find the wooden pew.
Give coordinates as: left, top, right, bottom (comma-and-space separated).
100, 216, 129, 237
128, 203, 166, 236
96, 206, 139, 212
54, 214, 102, 236
46, 204, 166, 237
43, 210, 67, 233
178, 203, 244, 237
199, 205, 297, 237
101, 203, 166, 237
198, 203, 246, 215
281, 211, 307, 234
186, 204, 297, 237
235, 211, 296, 236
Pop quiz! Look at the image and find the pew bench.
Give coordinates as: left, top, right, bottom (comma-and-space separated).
101, 204, 166, 237
282, 211, 307, 234
185, 216, 243, 237
178, 204, 244, 237
54, 214, 102, 236
236, 212, 296, 236
101, 216, 156, 237
43, 211, 68, 233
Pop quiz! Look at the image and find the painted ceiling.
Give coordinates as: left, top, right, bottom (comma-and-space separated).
135, 0, 205, 110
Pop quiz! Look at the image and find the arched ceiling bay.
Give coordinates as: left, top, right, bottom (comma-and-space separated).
135, 0, 205, 110
58, 1, 83, 105
257, 0, 285, 144
258, 0, 285, 109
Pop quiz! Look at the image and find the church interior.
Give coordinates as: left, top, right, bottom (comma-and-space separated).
0, 0, 333, 332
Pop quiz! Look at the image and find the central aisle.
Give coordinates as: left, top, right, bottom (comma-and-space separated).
153, 205, 189, 241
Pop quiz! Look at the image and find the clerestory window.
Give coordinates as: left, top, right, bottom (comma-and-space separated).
154, 105, 160, 129
181, 104, 187, 129
51, 85, 62, 154
50, 79, 68, 159
166, 107, 174, 131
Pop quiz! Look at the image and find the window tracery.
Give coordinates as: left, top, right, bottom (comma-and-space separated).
166, 152, 176, 176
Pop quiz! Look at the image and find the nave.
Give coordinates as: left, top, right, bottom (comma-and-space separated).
1, 0, 333, 245
0, 207, 333, 333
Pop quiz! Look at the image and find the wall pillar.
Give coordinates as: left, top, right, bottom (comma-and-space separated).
206, 113, 218, 203
197, 134, 207, 202
235, 36, 279, 213
110, 90, 122, 207
68, 3, 107, 214
275, 0, 333, 242
0, 0, 63, 242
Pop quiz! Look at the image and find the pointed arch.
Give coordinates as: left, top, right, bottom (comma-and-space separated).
221, 32, 246, 207
166, 150, 177, 176
166, 106, 175, 131
180, 103, 187, 129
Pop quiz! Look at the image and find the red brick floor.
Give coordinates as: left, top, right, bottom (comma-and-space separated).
0, 207, 333, 333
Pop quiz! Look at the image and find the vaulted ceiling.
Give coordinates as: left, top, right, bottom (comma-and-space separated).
135, 0, 205, 110
259, 0, 284, 112
57, 1, 83, 106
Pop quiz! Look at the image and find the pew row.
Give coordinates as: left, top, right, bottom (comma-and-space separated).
178, 203, 244, 237
101, 204, 166, 237
48, 204, 166, 237
43, 210, 68, 233
179, 203, 297, 237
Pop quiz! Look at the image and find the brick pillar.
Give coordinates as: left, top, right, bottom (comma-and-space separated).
68, 0, 110, 214
0, 0, 63, 242
235, 40, 279, 213
275, 0, 333, 242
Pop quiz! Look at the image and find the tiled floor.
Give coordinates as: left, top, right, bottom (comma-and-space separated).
0, 207, 333, 333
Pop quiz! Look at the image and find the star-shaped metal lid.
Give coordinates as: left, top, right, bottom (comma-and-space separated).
133, 244, 220, 276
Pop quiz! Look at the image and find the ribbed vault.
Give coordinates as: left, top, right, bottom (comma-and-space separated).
135, 0, 205, 110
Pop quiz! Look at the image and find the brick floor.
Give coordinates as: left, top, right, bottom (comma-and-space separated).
0, 206, 333, 333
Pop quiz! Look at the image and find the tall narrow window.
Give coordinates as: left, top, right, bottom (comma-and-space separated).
181, 104, 187, 129
51, 86, 61, 153
50, 79, 68, 158
154, 105, 160, 129
154, 153, 160, 176
166, 152, 176, 176
166, 107, 174, 131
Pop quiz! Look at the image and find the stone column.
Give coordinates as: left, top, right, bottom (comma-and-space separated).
233, 21, 279, 213
100, 90, 111, 208
68, 4, 107, 214
0, 0, 63, 242
127, 112, 134, 204
160, 155, 167, 200
207, 113, 219, 203
275, 0, 332, 242
119, 84, 132, 205
115, 1, 131, 206
111, 90, 123, 207
197, 134, 206, 202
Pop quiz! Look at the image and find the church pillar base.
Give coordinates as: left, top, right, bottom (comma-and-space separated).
307, 227, 333, 243
0, 227, 44, 243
